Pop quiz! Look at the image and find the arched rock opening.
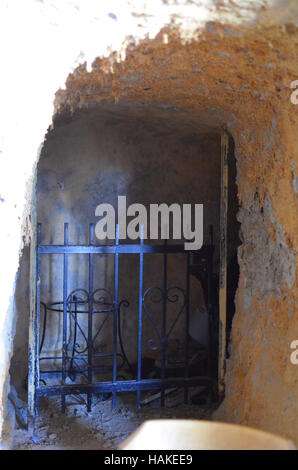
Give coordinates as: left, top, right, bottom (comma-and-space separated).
0, 3, 297, 448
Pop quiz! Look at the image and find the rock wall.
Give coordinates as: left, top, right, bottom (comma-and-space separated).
0, 0, 297, 447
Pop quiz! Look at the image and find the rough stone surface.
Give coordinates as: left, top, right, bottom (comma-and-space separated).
0, 0, 297, 447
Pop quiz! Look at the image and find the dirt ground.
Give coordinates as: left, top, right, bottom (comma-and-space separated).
12, 390, 216, 450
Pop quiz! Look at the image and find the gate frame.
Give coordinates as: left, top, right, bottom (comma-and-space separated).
218, 129, 229, 397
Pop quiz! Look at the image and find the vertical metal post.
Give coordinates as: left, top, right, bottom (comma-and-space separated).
161, 239, 167, 407
112, 224, 119, 408
70, 301, 78, 380
28, 181, 37, 434
87, 223, 94, 412
28, 223, 41, 426
35, 224, 41, 417
207, 250, 214, 397
61, 223, 69, 412
219, 130, 229, 397
137, 225, 144, 407
28, 219, 41, 435
184, 251, 190, 403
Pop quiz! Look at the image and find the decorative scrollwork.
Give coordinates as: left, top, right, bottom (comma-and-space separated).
92, 288, 114, 312
40, 284, 186, 381
67, 288, 89, 307
143, 286, 186, 352
40, 288, 116, 382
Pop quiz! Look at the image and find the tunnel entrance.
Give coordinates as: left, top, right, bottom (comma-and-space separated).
11, 105, 239, 448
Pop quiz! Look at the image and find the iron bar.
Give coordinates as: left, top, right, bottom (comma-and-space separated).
87, 223, 95, 411
61, 223, 69, 412
35, 223, 42, 417
37, 377, 212, 397
112, 225, 119, 408
184, 251, 190, 404
161, 239, 167, 407
38, 244, 213, 255
137, 225, 144, 407
207, 249, 214, 399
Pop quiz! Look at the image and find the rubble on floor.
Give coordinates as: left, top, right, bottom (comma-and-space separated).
12, 390, 216, 450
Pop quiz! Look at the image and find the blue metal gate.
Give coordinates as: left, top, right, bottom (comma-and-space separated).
28, 222, 216, 425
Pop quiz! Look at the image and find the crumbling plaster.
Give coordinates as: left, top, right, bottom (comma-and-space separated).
0, 0, 297, 447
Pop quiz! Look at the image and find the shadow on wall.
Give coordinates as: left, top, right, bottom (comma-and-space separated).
226, 135, 241, 355
10, 246, 30, 390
